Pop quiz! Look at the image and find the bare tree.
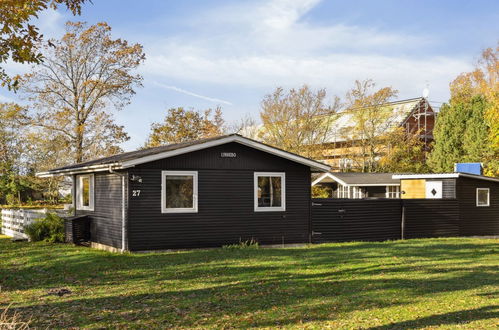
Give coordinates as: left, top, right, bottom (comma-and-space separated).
259, 85, 340, 159
22, 21, 145, 163
344, 80, 398, 172
229, 113, 259, 139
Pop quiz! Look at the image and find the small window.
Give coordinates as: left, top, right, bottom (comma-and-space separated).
352, 186, 363, 199
386, 186, 401, 198
338, 185, 349, 198
476, 188, 490, 207
161, 171, 198, 213
76, 174, 94, 211
254, 172, 285, 212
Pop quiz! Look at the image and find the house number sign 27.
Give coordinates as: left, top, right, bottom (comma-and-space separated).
132, 190, 141, 197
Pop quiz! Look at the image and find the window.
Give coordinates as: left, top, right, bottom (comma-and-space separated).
386, 186, 401, 198
352, 186, 363, 199
76, 174, 94, 211
161, 171, 198, 213
338, 185, 349, 198
476, 188, 490, 207
254, 172, 285, 211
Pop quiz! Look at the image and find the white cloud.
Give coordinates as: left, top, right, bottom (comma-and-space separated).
35, 9, 65, 39
153, 82, 233, 105
140, 0, 467, 103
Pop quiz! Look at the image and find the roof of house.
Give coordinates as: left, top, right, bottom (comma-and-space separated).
312, 172, 400, 186
393, 173, 499, 183
241, 97, 432, 143
325, 97, 429, 143
37, 134, 331, 177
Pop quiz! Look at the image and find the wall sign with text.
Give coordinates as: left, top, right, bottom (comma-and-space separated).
221, 152, 237, 158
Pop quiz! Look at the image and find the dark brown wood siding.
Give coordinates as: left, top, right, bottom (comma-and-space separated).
403, 199, 460, 238
75, 172, 124, 249
311, 199, 402, 242
457, 177, 499, 236
127, 142, 311, 251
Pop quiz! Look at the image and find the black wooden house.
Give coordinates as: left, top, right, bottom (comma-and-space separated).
38, 134, 330, 252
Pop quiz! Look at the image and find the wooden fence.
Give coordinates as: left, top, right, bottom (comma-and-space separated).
311, 198, 462, 243
1, 209, 67, 240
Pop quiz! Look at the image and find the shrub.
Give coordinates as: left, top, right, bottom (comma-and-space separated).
223, 239, 259, 250
312, 185, 332, 198
24, 213, 65, 243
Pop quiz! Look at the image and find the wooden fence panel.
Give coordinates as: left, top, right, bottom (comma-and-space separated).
1, 209, 67, 239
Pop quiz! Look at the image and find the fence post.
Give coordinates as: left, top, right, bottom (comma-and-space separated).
401, 201, 405, 240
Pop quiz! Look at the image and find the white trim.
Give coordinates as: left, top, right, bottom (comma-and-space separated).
121, 175, 126, 252
351, 183, 400, 187
122, 135, 330, 172
161, 171, 198, 213
393, 173, 499, 183
254, 172, 286, 212
393, 174, 459, 180
36, 164, 122, 177
476, 188, 490, 207
312, 172, 400, 187
76, 174, 94, 211
312, 173, 348, 186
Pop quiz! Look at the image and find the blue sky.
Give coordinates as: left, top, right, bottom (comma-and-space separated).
1, 0, 498, 150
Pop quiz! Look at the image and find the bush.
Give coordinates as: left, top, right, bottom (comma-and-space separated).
312, 185, 332, 198
223, 239, 259, 250
24, 213, 65, 243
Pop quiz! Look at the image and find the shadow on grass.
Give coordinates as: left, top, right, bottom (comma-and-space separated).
1, 237, 498, 328
367, 305, 499, 330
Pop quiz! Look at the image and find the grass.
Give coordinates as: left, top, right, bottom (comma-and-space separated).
0, 236, 498, 329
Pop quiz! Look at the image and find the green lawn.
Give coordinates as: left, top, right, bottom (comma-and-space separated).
0, 236, 498, 329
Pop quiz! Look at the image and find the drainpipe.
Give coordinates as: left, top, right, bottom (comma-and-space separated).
109, 165, 127, 253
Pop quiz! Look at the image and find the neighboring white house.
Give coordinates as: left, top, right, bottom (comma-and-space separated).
312, 172, 401, 199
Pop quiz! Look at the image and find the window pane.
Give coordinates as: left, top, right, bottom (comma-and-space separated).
258, 176, 270, 207
82, 177, 90, 206
477, 189, 489, 205
165, 175, 193, 209
258, 176, 282, 207
271, 177, 282, 207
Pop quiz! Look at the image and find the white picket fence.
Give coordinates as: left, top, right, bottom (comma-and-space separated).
1, 209, 67, 240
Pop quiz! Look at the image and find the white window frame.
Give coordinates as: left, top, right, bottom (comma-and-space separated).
352, 186, 363, 199
254, 172, 286, 212
161, 171, 198, 213
476, 188, 490, 207
386, 186, 401, 199
76, 174, 94, 211
338, 185, 348, 198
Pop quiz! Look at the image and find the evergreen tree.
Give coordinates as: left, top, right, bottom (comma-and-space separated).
428, 96, 489, 172
463, 97, 490, 163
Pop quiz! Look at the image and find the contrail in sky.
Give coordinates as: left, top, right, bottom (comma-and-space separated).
153, 82, 233, 106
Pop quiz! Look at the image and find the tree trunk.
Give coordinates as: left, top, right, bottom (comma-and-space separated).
75, 133, 84, 163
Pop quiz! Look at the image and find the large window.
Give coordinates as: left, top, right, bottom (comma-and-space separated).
254, 172, 285, 212
76, 174, 94, 211
161, 171, 198, 213
476, 188, 490, 207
